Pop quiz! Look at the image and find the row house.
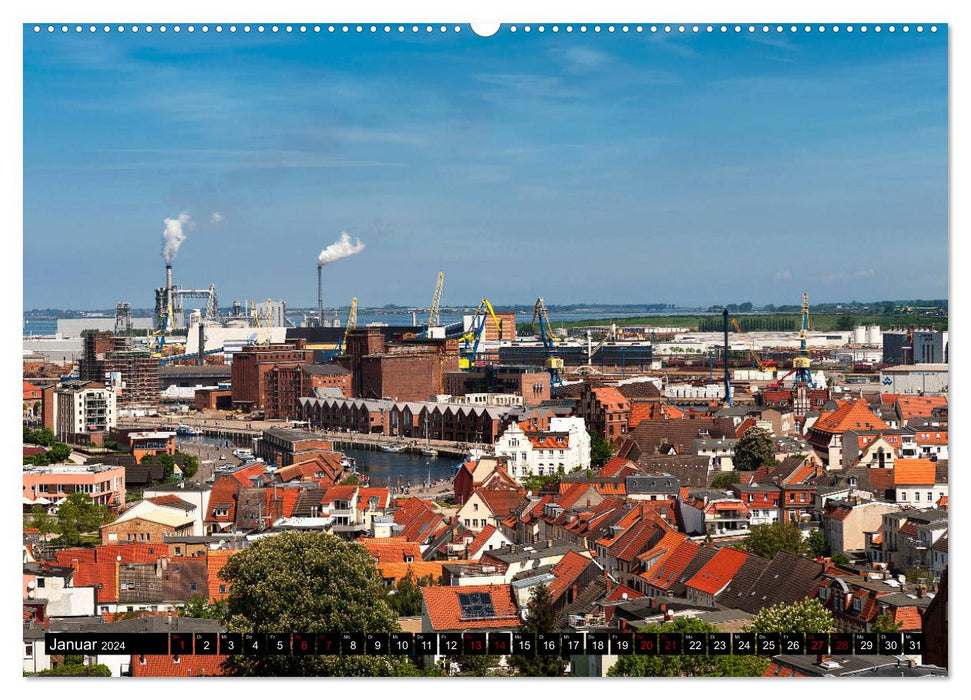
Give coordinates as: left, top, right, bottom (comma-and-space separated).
693, 437, 737, 471
297, 396, 393, 434
577, 385, 630, 444
683, 547, 751, 608
816, 572, 931, 633
453, 457, 520, 505
879, 508, 948, 574
679, 491, 750, 537
893, 459, 947, 508
456, 488, 526, 533
913, 429, 948, 461
537, 496, 631, 550
806, 400, 889, 468
594, 507, 673, 591
493, 417, 591, 479
500, 495, 552, 545
821, 499, 900, 554
729, 483, 781, 526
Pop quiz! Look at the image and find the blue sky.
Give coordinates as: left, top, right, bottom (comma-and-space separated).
23, 25, 947, 310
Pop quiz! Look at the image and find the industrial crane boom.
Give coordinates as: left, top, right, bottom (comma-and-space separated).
531, 297, 564, 388
335, 297, 358, 355
730, 318, 777, 372
427, 272, 444, 328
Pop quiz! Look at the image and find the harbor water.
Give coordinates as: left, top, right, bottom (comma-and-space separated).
177, 434, 457, 488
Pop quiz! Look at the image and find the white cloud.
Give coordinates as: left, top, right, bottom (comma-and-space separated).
210, 211, 224, 225
775, 270, 792, 280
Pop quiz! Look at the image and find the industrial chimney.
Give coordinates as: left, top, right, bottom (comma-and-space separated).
317, 263, 324, 327
165, 264, 174, 321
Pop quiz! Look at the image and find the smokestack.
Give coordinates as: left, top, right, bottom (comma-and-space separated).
165, 264, 173, 324
197, 320, 205, 366
723, 309, 732, 406
317, 264, 324, 327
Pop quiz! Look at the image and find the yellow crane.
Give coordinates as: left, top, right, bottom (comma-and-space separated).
730, 318, 777, 372
458, 298, 502, 369
250, 300, 272, 346
335, 297, 357, 355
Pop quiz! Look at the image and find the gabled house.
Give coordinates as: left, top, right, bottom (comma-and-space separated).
456, 488, 526, 532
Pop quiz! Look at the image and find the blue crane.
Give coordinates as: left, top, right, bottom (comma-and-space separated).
531, 297, 564, 390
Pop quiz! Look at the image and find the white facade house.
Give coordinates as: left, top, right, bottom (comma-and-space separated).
53, 382, 117, 440
494, 416, 590, 480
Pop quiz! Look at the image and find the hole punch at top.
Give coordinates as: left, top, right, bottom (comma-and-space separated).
471, 23, 501, 37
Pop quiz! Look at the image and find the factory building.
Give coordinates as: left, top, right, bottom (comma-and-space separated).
883, 329, 948, 365
336, 328, 460, 402
879, 364, 949, 395
443, 366, 550, 406
497, 342, 653, 371
230, 341, 314, 414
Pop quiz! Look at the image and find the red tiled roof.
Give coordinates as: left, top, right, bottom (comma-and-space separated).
23, 445, 46, 457
421, 584, 520, 631
684, 547, 749, 595
894, 459, 936, 486
641, 539, 700, 590
206, 550, 237, 603
72, 561, 118, 603
393, 497, 446, 543
912, 430, 947, 445
359, 538, 422, 566
598, 456, 638, 478
893, 606, 923, 631
466, 525, 501, 559
547, 551, 595, 602
813, 400, 889, 434
229, 462, 269, 486
206, 477, 241, 522
896, 395, 947, 421
591, 386, 631, 411
379, 560, 471, 584
476, 489, 526, 519
867, 468, 895, 492
764, 662, 810, 677
147, 494, 194, 509
735, 418, 758, 439
131, 654, 228, 677
320, 484, 358, 502
357, 487, 391, 510
604, 583, 647, 602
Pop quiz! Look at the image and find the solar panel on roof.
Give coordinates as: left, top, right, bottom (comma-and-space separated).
458, 592, 496, 620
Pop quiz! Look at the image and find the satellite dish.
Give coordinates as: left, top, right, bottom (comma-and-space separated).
27, 581, 36, 590
27, 591, 35, 599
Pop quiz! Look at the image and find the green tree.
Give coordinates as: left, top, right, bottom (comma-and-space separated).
387, 569, 437, 618
55, 492, 111, 545
608, 617, 768, 677
181, 454, 199, 479
831, 551, 851, 567
807, 529, 829, 558
28, 504, 55, 539
508, 585, 565, 677
157, 453, 176, 479
179, 594, 227, 621
741, 521, 808, 559
219, 531, 418, 676
589, 430, 615, 469
36, 663, 111, 677
448, 654, 502, 676
339, 474, 361, 486
746, 598, 835, 634
905, 566, 933, 583
521, 473, 560, 493
733, 427, 776, 471
46, 443, 71, 463
140, 454, 154, 466
836, 316, 857, 331
873, 610, 903, 633
710, 470, 740, 490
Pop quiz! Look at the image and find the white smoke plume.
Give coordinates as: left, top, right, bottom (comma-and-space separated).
318, 231, 366, 266
161, 211, 194, 264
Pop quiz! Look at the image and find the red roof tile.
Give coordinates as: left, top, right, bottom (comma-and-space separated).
421, 584, 520, 631
684, 547, 749, 595
813, 400, 889, 434
131, 654, 228, 677
641, 539, 700, 591
546, 551, 595, 602
359, 538, 422, 566
894, 459, 936, 486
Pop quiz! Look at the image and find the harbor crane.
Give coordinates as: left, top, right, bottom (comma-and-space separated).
334, 297, 358, 356
427, 272, 444, 328
730, 318, 778, 373
531, 297, 564, 389
458, 298, 502, 370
